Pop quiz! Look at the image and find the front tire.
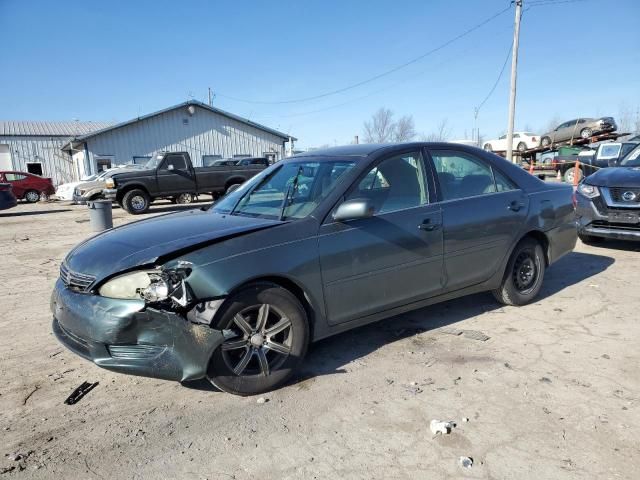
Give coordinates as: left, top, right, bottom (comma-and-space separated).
563, 167, 583, 184
207, 283, 309, 396
517, 142, 527, 152
122, 189, 150, 214
493, 238, 545, 306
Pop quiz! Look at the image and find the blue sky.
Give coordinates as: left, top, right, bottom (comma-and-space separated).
1, 0, 638, 148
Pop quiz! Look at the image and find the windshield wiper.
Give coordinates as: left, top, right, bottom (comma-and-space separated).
279, 165, 303, 221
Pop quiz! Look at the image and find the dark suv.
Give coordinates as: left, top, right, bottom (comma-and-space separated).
575, 144, 640, 242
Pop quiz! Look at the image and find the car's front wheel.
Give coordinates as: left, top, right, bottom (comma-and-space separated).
207, 283, 309, 396
517, 142, 527, 152
493, 238, 545, 306
122, 189, 150, 214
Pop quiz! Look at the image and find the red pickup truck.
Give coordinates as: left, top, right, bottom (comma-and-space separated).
0, 171, 55, 202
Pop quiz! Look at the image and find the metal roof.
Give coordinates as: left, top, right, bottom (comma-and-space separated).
0, 120, 114, 137
66, 101, 296, 143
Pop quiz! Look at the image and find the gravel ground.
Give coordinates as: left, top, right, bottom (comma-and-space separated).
0, 200, 639, 479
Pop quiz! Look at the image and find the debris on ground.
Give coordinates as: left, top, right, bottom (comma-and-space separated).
440, 327, 490, 341
430, 419, 456, 435
462, 417, 469, 423
64, 381, 99, 405
256, 397, 268, 404
459, 456, 473, 468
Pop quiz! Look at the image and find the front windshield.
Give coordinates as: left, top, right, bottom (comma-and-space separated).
144, 154, 164, 170
620, 145, 640, 167
213, 159, 356, 220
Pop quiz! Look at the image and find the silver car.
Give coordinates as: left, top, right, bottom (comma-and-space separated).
540, 117, 616, 147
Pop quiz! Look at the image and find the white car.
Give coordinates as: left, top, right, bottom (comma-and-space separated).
483, 132, 540, 153
54, 174, 99, 201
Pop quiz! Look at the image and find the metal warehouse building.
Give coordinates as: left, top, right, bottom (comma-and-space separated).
0, 101, 294, 185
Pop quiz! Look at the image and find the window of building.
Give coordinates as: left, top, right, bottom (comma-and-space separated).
202, 155, 223, 166
26, 162, 43, 176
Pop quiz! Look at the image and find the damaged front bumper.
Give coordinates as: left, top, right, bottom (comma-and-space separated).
51, 279, 225, 382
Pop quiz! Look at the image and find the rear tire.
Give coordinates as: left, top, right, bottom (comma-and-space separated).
541, 136, 552, 148
24, 190, 41, 203
122, 189, 150, 214
517, 142, 527, 152
493, 238, 545, 306
174, 193, 194, 204
207, 283, 309, 396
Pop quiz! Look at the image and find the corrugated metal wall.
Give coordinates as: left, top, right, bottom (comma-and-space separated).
85, 105, 286, 172
0, 136, 75, 185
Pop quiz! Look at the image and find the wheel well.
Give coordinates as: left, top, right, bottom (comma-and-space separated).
224, 178, 244, 189
227, 276, 316, 341
117, 185, 149, 202
521, 230, 550, 265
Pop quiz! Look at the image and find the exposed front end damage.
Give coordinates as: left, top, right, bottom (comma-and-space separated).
51, 277, 227, 382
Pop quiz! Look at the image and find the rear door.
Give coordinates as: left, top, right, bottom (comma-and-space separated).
4, 172, 28, 198
156, 153, 196, 195
427, 148, 528, 292
318, 149, 443, 325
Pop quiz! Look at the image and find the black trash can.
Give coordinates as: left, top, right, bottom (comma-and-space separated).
87, 200, 113, 231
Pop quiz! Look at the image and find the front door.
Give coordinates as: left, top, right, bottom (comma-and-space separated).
427, 148, 528, 291
318, 150, 444, 325
156, 153, 196, 195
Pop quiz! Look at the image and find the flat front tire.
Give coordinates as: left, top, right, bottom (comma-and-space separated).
207, 283, 309, 396
493, 238, 545, 306
122, 189, 150, 214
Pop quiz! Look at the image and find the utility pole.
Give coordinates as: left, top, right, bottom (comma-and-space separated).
506, 0, 522, 163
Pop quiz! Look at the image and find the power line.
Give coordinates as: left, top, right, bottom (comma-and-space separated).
475, 40, 513, 115
216, 5, 512, 105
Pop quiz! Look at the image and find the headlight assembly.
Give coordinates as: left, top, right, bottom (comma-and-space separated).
105, 178, 115, 189
577, 183, 599, 199
98, 267, 192, 305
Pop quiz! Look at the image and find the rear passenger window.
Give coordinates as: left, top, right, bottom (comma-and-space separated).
430, 150, 496, 200
494, 170, 517, 192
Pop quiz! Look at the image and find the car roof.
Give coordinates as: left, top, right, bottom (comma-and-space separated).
290, 142, 475, 159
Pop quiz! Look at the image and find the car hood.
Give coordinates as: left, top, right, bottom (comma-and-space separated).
586, 166, 640, 188
65, 209, 282, 281
111, 168, 155, 181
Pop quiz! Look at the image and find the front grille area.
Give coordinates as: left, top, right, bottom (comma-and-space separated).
608, 187, 640, 204
60, 263, 96, 291
107, 344, 166, 360
591, 221, 640, 231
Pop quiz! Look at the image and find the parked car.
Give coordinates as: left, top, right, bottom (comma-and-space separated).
52, 143, 576, 395
0, 171, 55, 202
73, 165, 144, 204
483, 132, 540, 153
552, 141, 640, 184
540, 117, 617, 148
575, 143, 640, 242
103, 151, 268, 214
54, 174, 99, 201
235, 157, 270, 167
0, 183, 18, 210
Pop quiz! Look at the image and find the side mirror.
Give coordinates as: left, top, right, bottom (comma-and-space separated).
333, 198, 375, 222
167, 164, 175, 171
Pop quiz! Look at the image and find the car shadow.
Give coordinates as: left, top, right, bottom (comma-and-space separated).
182, 250, 614, 394
0, 208, 72, 217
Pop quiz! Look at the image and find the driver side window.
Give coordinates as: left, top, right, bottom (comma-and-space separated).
345, 152, 428, 214
163, 154, 187, 171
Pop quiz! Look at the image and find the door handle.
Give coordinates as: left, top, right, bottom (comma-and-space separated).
508, 200, 524, 212
418, 219, 441, 231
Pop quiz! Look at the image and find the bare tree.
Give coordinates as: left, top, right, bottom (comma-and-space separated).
392, 115, 416, 142
617, 103, 636, 134
544, 116, 562, 133
363, 108, 396, 143
422, 119, 452, 141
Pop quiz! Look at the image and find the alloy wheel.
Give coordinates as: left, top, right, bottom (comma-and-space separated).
25, 190, 40, 202
221, 304, 293, 377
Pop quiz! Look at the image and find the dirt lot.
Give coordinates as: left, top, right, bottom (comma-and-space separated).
1, 201, 639, 479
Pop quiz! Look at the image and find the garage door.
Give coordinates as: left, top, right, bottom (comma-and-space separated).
0, 145, 12, 171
